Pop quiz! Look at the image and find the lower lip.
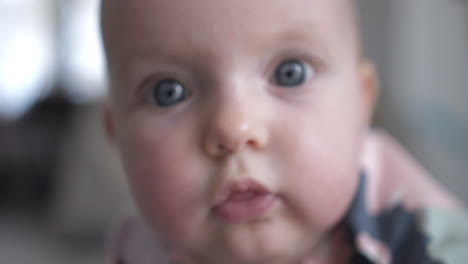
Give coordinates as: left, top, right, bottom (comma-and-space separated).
213, 194, 277, 223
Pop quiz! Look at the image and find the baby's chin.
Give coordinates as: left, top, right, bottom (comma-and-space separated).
179, 216, 325, 264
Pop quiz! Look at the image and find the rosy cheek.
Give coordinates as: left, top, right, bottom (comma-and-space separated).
119, 125, 204, 238
275, 113, 360, 228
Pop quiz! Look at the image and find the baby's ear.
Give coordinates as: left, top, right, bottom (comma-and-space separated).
359, 59, 380, 123
102, 103, 116, 143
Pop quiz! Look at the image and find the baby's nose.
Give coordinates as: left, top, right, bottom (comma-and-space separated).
202, 95, 268, 157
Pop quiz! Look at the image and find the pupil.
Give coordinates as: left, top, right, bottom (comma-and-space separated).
153, 79, 186, 107
275, 60, 305, 87
166, 89, 175, 97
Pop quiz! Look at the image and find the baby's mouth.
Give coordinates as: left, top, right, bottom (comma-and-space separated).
227, 190, 264, 201
213, 179, 277, 223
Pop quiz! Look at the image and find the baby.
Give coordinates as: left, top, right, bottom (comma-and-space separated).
100, 0, 468, 263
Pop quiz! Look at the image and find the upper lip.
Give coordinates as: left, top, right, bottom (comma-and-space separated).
213, 178, 272, 205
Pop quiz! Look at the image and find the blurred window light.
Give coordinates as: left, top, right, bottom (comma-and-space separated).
60, 0, 107, 103
0, 0, 107, 120
0, 0, 55, 120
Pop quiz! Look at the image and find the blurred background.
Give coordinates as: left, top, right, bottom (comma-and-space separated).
0, 0, 467, 263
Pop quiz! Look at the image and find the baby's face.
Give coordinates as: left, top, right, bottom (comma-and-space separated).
103, 0, 376, 263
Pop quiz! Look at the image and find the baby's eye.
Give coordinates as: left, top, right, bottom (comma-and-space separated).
151, 79, 187, 107
274, 60, 308, 87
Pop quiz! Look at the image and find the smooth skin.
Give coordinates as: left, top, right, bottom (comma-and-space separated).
101, 0, 378, 263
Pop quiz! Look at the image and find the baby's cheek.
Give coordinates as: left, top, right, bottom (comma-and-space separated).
287, 170, 357, 227
132, 174, 199, 241
119, 128, 205, 242
277, 124, 360, 230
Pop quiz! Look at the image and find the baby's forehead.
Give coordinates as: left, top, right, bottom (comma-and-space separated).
101, 0, 358, 77
102, 0, 356, 51
102, 0, 353, 17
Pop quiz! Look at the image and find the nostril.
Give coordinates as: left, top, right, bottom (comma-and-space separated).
246, 139, 257, 147
205, 122, 267, 157
218, 144, 226, 152
217, 139, 256, 154
217, 144, 231, 155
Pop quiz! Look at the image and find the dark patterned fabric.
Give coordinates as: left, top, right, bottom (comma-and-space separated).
344, 172, 434, 264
